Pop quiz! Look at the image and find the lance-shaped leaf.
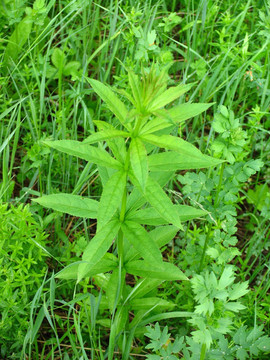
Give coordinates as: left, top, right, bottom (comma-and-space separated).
93, 273, 110, 290
144, 176, 182, 229
129, 278, 164, 301
121, 220, 162, 265
78, 219, 120, 282
115, 88, 136, 106
136, 311, 193, 328
130, 137, 148, 191
4, 15, 33, 65
55, 253, 118, 280
88, 78, 129, 129
125, 260, 188, 280
94, 121, 127, 163
130, 297, 175, 311
148, 83, 194, 111
43, 140, 122, 169
124, 225, 178, 263
106, 268, 126, 312
141, 134, 224, 167
150, 225, 178, 249
33, 194, 98, 218
128, 205, 207, 226
148, 151, 223, 171
140, 116, 173, 135
83, 129, 130, 145
141, 103, 214, 136
168, 102, 214, 123
127, 169, 175, 215
125, 188, 147, 216
82, 253, 118, 277
97, 170, 127, 230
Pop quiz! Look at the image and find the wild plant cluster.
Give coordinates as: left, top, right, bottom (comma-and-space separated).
1, 1, 270, 359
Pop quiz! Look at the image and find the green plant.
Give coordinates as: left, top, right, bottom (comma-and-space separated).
1, 0, 269, 357
209, 325, 270, 360
175, 103, 264, 278
247, 184, 270, 218
3, 0, 49, 69
33, 64, 223, 358
212, 105, 248, 164
189, 267, 249, 356
0, 203, 48, 358
143, 322, 270, 360
144, 322, 185, 359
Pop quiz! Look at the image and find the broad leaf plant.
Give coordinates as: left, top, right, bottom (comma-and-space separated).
34, 65, 223, 359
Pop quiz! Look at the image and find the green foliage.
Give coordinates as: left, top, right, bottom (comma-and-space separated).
0, 203, 47, 357
4, 0, 48, 66
35, 64, 222, 358
1, 0, 270, 358
207, 326, 270, 359
177, 107, 264, 274
247, 184, 270, 216
47, 48, 81, 80
189, 267, 249, 348
4, 14, 33, 65
144, 321, 270, 360
34, 194, 99, 218
212, 105, 248, 164
158, 12, 182, 33
145, 323, 184, 359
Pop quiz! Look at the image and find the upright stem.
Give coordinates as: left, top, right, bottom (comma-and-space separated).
117, 181, 127, 269
200, 344, 207, 360
109, 144, 131, 358
118, 145, 130, 266
110, 113, 146, 357
133, 115, 144, 137
117, 229, 124, 267
119, 183, 127, 222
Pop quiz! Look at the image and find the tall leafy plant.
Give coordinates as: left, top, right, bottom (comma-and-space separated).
34, 65, 223, 358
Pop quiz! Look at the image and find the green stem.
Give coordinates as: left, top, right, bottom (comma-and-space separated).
133, 115, 144, 137
109, 147, 130, 358
200, 343, 207, 360
118, 153, 129, 263
117, 229, 124, 267
119, 183, 127, 222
